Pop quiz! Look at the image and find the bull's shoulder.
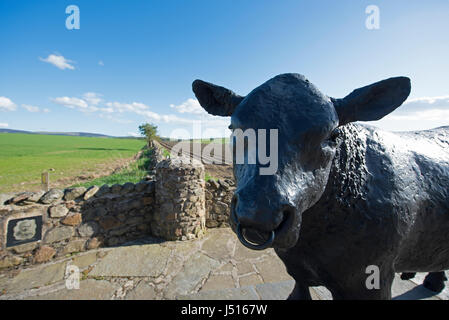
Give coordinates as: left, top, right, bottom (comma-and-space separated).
347, 124, 449, 172
329, 123, 449, 213
396, 126, 449, 161
362, 125, 449, 180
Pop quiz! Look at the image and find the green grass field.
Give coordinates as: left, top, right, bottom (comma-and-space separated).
0, 133, 146, 193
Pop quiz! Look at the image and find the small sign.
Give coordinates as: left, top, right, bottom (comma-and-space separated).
6, 216, 43, 247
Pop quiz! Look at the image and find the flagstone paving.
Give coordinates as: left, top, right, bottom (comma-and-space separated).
0, 228, 447, 300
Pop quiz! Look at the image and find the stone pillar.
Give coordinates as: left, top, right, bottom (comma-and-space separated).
153, 156, 206, 241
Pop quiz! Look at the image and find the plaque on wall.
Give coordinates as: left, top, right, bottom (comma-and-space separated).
6, 216, 43, 247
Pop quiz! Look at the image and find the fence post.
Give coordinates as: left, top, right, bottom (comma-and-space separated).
41, 171, 50, 192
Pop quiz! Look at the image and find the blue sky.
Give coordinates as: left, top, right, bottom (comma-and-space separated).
1, 0, 449, 138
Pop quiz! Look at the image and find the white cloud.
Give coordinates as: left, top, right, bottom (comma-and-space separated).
22, 104, 40, 112
52, 94, 113, 114
127, 132, 140, 137
168, 98, 231, 130
49, 94, 230, 135
138, 110, 162, 121
367, 94, 449, 132
170, 98, 205, 115
83, 92, 103, 106
0, 97, 17, 111
21, 104, 51, 113
40, 54, 75, 70
394, 95, 449, 120
400, 95, 449, 113
97, 107, 114, 113
105, 101, 151, 113
52, 96, 88, 109
0, 123, 8, 128
404, 95, 449, 105
104, 98, 230, 130
388, 109, 449, 122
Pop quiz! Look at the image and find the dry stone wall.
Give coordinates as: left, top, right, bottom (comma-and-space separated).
0, 181, 155, 269
205, 179, 235, 228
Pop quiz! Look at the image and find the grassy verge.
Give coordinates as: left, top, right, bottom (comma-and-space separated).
71, 148, 154, 188
161, 147, 171, 158
205, 172, 217, 182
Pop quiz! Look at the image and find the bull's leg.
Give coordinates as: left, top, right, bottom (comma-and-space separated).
287, 282, 312, 300
329, 267, 395, 300
400, 272, 416, 280
423, 272, 447, 293
274, 249, 314, 300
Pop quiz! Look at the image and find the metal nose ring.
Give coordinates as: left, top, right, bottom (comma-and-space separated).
236, 223, 275, 251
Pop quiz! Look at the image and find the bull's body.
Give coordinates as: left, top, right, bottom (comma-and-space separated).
276, 123, 449, 299
192, 73, 449, 299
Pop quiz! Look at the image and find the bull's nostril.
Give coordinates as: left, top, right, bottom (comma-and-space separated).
274, 205, 295, 232
283, 209, 291, 221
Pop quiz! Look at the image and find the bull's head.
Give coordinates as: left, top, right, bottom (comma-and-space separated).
193, 73, 410, 250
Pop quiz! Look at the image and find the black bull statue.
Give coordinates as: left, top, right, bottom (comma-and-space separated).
192, 73, 449, 299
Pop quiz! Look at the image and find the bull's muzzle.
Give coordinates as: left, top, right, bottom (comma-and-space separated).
231, 194, 295, 250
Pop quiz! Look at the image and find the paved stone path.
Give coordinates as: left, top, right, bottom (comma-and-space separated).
0, 228, 447, 300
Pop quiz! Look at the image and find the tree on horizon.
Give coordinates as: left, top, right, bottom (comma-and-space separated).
138, 123, 159, 147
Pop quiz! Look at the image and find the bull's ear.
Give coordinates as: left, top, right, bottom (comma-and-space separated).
331, 76, 411, 126
192, 80, 244, 116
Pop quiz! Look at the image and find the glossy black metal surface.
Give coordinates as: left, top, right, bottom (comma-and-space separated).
193, 73, 449, 299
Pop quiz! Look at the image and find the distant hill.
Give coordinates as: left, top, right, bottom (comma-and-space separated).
0, 128, 34, 135
0, 128, 142, 139
35, 131, 111, 138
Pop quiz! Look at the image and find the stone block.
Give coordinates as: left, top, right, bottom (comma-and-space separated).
83, 186, 99, 200
49, 205, 69, 218
64, 187, 87, 201
99, 217, 121, 231
44, 226, 74, 244
11, 242, 38, 254
0, 255, 23, 269
86, 237, 102, 250
78, 222, 99, 237
34, 246, 56, 263
40, 189, 64, 204
61, 213, 82, 226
